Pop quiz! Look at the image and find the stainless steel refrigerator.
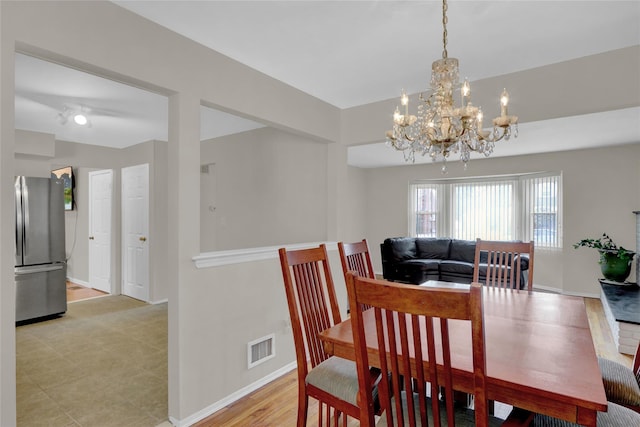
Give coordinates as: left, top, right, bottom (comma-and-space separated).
15, 176, 67, 322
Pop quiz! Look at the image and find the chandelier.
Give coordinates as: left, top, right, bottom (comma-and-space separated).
386, 0, 518, 172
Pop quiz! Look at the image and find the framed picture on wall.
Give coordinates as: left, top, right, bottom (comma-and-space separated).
51, 166, 74, 210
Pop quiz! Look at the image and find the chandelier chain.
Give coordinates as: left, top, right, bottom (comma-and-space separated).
442, 0, 448, 59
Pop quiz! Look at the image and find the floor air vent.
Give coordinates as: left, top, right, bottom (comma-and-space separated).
248, 334, 275, 369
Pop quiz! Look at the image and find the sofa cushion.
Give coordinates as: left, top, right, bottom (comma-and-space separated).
386, 237, 417, 262
439, 273, 474, 284
399, 259, 441, 272
440, 260, 474, 276
416, 238, 451, 260
449, 240, 477, 263
393, 259, 441, 284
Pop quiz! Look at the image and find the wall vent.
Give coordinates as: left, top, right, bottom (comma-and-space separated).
248, 334, 275, 369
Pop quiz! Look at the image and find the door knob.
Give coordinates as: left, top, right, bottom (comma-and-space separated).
139, 236, 147, 242
89, 236, 94, 240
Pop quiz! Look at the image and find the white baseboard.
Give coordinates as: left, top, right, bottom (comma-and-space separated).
170, 361, 297, 427
66, 277, 89, 287
531, 284, 560, 293
532, 284, 599, 299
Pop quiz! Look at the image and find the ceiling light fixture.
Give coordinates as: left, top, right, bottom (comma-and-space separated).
385, 0, 518, 173
58, 105, 92, 127
73, 113, 88, 126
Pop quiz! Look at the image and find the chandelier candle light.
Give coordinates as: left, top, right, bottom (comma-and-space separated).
386, 0, 518, 173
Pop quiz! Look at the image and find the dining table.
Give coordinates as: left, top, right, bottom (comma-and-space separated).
319, 281, 608, 426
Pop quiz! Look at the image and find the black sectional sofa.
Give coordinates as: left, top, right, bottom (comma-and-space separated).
380, 237, 530, 288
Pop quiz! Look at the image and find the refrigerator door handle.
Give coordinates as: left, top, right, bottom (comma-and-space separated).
15, 264, 65, 275
15, 177, 23, 262
22, 177, 30, 256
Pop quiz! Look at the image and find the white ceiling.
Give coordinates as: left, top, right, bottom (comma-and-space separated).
13, 1, 640, 166
14, 53, 264, 149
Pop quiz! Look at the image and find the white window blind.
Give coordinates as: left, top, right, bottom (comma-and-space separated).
409, 183, 442, 237
521, 173, 562, 248
451, 180, 516, 240
409, 172, 562, 248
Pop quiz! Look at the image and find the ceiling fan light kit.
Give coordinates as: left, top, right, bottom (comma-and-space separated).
386, 0, 519, 173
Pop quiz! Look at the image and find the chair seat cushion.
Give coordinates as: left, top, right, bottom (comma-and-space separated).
306, 356, 359, 406
598, 357, 640, 406
532, 401, 640, 427
376, 391, 503, 427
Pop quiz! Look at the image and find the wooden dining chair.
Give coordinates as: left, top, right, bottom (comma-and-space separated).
338, 239, 376, 312
473, 239, 534, 291
527, 343, 640, 427
597, 341, 640, 413
346, 273, 506, 426
338, 239, 376, 280
532, 401, 640, 426
279, 244, 376, 427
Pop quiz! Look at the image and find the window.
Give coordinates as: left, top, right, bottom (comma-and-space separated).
409, 184, 441, 237
522, 174, 561, 248
409, 172, 562, 248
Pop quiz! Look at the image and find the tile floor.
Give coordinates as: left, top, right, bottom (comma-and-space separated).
16, 294, 168, 426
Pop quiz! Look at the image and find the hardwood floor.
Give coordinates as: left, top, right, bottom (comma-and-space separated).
193, 369, 355, 427
195, 296, 631, 426
66, 281, 108, 302
584, 297, 633, 366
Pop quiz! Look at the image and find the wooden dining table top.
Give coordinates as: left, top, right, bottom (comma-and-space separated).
319, 281, 608, 427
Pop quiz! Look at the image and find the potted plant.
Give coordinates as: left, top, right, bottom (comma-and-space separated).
574, 233, 636, 283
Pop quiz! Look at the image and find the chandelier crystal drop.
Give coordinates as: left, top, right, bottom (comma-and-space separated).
385, 0, 518, 172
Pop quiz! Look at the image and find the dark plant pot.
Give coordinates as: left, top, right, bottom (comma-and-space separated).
598, 250, 636, 282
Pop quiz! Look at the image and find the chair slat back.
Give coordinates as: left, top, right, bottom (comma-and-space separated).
346, 273, 488, 427
473, 239, 534, 291
338, 239, 376, 280
338, 239, 375, 311
279, 245, 341, 370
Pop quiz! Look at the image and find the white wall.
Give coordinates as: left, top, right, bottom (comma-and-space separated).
200, 127, 329, 251
184, 246, 348, 422
361, 144, 640, 296
1, 2, 638, 426
343, 165, 368, 243
0, 4, 18, 424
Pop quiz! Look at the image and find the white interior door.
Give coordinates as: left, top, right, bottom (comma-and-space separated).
122, 163, 150, 302
89, 169, 113, 293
